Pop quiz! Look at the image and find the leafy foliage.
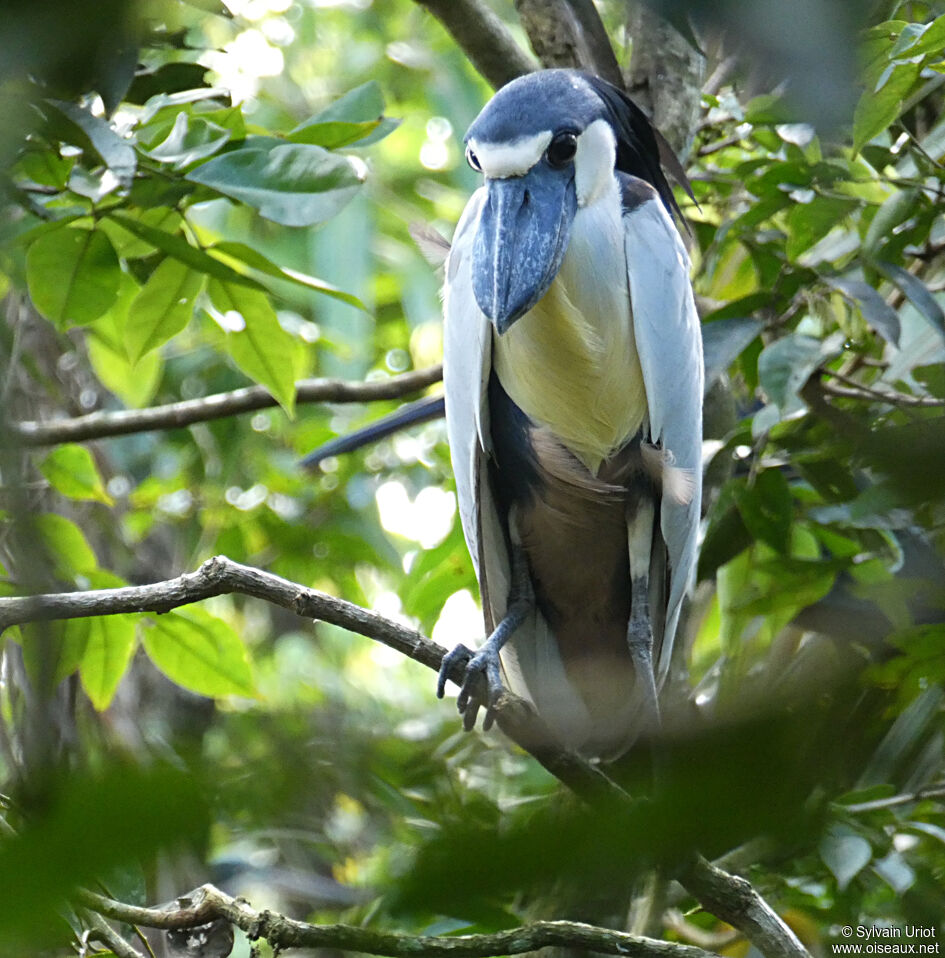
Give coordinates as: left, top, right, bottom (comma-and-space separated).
0, 0, 943, 954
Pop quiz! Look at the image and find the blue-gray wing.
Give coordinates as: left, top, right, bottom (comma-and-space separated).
442, 189, 512, 631
624, 191, 704, 681
442, 191, 593, 745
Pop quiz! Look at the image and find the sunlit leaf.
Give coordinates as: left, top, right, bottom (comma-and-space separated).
26, 227, 121, 328
42, 99, 137, 184
79, 614, 138, 710
210, 240, 365, 309
207, 279, 300, 415
39, 444, 112, 504
87, 273, 163, 407
853, 61, 921, 154
125, 257, 203, 362
146, 111, 231, 168
35, 514, 98, 578
186, 142, 365, 226
107, 213, 265, 289
141, 607, 255, 698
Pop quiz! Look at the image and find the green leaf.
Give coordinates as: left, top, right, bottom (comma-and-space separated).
862, 188, 918, 256
55, 619, 91, 683
141, 607, 255, 698
43, 99, 137, 185
209, 240, 365, 310
125, 258, 204, 362
288, 119, 382, 149
701, 317, 762, 390
107, 213, 265, 290
100, 207, 184, 259
186, 142, 365, 227
207, 279, 300, 416
288, 82, 401, 147
26, 227, 121, 329
829, 277, 901, 346
757, 333, 834, 411
17, 149, 74, 189
853, 61, 921, 154
87, 273, 163, 408
35, 514, 98, 578
820, 824, 872, 890
146, 111, 231, 169
737, 469, 793, 554
897, 14, 945, 57
873, 260, 945, 339
785, 197, 856, 260
79, 615, 137, 710
0, 763, 207, 948
39, 444, 112, 504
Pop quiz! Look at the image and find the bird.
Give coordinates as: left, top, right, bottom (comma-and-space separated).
436, 69, 703, 758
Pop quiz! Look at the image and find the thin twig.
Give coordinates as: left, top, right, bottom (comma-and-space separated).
75, 885, 714, 958
820, 372, 945, 408
8, 366, 443, 447
413, 0, 535, 89
79, 910, 144, 958
840, 783, 945, 813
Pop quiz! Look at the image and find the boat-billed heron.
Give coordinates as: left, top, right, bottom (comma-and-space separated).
437, 70, 703, 758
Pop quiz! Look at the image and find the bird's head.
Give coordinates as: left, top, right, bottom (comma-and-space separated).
464, 69, 674, 334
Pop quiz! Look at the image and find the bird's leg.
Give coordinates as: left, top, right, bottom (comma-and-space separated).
626, 496, 661, 730
437, 546, 532, 731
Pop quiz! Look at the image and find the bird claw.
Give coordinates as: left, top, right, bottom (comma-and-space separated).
437, 642, 505, 731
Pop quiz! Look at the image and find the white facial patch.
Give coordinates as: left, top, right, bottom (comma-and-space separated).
467, 131, 552, 179
574, 118, 617, 207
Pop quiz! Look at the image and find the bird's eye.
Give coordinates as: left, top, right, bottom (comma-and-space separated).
466, 147, 482, 173
545, 132, 577, 169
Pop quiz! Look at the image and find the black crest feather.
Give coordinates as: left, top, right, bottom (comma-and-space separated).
580, 72, 694, 222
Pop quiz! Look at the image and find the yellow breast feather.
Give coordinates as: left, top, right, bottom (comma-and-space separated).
493, 272, 647, 474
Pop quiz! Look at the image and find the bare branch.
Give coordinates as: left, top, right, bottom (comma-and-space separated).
820, 372, 945, 409
76, 885, 715, 958
0, 555, 441, 669
678, 857, 809, 958
8, 366, 443, 448
2, 557, 812, 958
0, 555, 614, 798
413, 0, 535, 89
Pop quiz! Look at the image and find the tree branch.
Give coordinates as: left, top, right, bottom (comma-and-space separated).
413, 0, 536, 89
624, 2, 705, 156
515, 0, 622, 85
8, 366, 443, 448
76, 885, 715, 958
2, 558, 810, 958
678, 857, 809, 958
0, 555, 613, 799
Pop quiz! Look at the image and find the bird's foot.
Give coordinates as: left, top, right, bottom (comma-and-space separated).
437, 641, 506, 732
